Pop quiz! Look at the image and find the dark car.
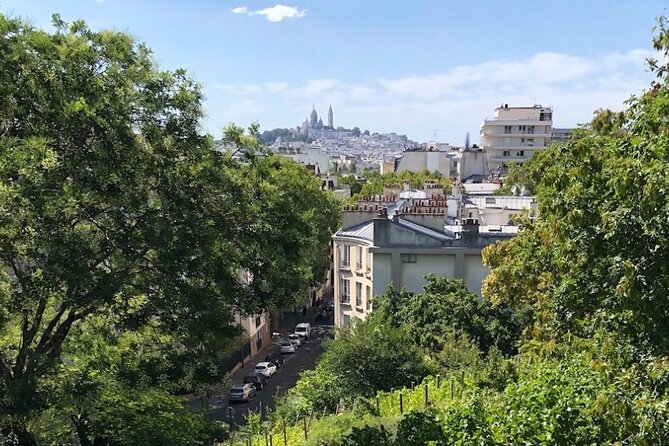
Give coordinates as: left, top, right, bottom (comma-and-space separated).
243, 374, 267, 391
265, 352, 285, 368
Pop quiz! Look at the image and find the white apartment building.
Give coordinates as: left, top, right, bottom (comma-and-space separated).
481, 104, 553, 171
274, 146, 331, 172
331, 186, 521, 328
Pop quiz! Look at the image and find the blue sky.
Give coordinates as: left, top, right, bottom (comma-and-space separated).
2, 1, 666, 142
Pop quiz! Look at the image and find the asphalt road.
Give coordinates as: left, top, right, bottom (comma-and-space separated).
192, 308, 333, 430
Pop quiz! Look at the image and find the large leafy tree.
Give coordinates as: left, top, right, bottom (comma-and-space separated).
483, 17, 669, 354
0, 14, 337, 444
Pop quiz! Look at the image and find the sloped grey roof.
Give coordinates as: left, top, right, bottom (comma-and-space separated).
393, 219, 453, 241
335, 221, 374, 242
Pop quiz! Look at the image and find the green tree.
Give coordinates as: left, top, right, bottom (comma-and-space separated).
0, 14, 337, 443
394, 409, 445, 446
355, 170, 451, 199
284, 316, 431, 415
483, 17, 669, 354
337, 174, 363, 196
341, 425, 391, 446
351, 127, 361, 137
385, 276, 527, 357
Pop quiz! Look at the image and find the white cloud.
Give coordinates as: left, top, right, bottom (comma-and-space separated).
230, 4, 306, 22
205, 49, 654, 141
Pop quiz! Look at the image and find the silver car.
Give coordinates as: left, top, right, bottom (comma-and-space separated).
228, 383, 257, 403
280, 340, 296, 353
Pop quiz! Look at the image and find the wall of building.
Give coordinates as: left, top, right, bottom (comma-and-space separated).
333, 237, 374, 328
400, 253, 456, 293
464, 254, 490, 297
457, 150, 489, 180
235, 312, 271, 356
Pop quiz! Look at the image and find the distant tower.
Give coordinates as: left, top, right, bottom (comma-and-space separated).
464, 132, 471, 150
309, 105, 318, 128
328, 105, 334, 128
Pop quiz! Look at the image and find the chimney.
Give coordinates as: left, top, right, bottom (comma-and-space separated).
373, 207, 390, 246
341, 204, 379, 229
460, 218, 480, 245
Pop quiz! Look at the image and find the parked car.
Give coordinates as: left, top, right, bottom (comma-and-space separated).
324, 300, 335, 312
243, 374, 266, 391
228, 383, 256, 403
280, 340, 296, 354
266, 352, 286, 366
288, 333, 303, 346
295, 322, 312, 339
254, 361, 277, 378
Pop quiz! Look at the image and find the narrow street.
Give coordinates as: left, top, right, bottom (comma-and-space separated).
189, 307, 333, 430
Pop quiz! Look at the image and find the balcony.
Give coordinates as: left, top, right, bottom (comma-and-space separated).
481, 131, 551, 139
482, 118, 553, 126
487, 155, 531, 162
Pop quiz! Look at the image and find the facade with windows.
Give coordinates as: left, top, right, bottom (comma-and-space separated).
332, 222, 374, 327
234, 311, 271, 356
480, 104, 553, 171
331, 189, 519, 328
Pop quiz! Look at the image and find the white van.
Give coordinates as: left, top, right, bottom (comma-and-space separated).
294, 322, 312, 339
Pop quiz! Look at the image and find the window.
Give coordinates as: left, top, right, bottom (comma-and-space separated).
527, 125, 535, 134
504, 125, 512, 134
342, 315, 351, 327
485, 197, 496, 204
356, 246, 363, 270
340, 279, 350, 303
366, 286, 372, 310
341, 244, 350, 267
255, 315, 262, 328
503, 150, 510, 157
356, 282, 362, 307
526, 138, 534, 146
366, 251, 372, 271
401, 254, 417, 263
517, 150, 525, 157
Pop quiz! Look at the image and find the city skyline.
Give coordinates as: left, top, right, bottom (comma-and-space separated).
2, 0, 663, 142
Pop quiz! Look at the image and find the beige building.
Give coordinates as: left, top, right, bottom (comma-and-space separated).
234, 312, 272, 357
332, 187, 520, 328
481, 104, 553, 171
395, 145, 457, 177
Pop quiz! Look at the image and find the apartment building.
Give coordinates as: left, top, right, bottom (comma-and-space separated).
331, 185, 522, 328
480, 104, 553, 171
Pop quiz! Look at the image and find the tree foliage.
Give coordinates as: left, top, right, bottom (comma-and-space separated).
355, 170, 451, 199
483, 17, 669, 354
0, 14, 337, 444
261, 16, 669, 446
